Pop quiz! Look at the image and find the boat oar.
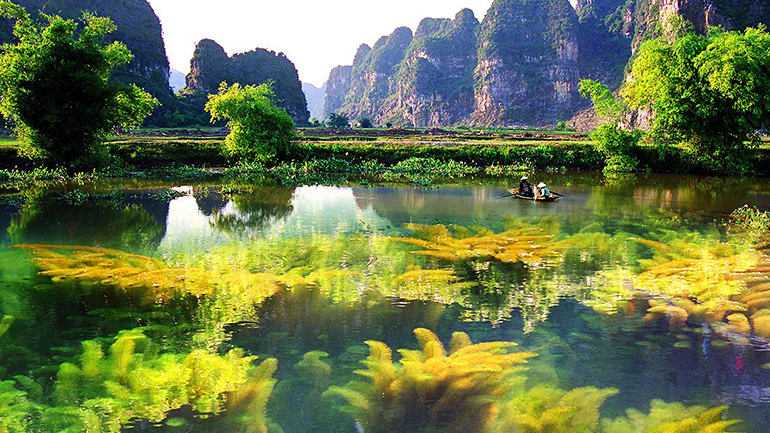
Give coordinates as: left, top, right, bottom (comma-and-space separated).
497, 192, 516, 199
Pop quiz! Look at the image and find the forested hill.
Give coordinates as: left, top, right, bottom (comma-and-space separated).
183, 39, 310, 124
0, 0, 172, 102
325, 0, 770, 128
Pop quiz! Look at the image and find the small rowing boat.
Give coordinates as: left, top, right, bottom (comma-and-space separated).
507, 189, 559, 202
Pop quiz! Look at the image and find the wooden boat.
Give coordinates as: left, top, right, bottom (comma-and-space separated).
507, 189, 559, 202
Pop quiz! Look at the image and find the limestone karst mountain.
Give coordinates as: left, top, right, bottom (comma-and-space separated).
324, 0, 770, 128
183, 39, 309, 124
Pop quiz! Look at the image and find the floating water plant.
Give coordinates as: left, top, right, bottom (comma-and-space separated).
322, 328, 536, 432
600, 400, 740, 432
13, 244, 287, 306
386, 220, 573, 265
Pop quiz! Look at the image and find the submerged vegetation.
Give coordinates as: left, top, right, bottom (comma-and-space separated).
1, 176, 769, 431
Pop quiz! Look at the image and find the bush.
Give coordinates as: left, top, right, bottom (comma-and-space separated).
205, 82, 295, 162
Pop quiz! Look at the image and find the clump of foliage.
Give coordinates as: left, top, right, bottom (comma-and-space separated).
326, 112, 350, 129
622, 25, 770, 174
357, 117, 374, 128
206, 82, 296, 163
0, 330, 278, 432
322, 328, 537, 432
601, 400, 739, 432
0, 1, 158, 168
579, 79, 642, 174
729, 205, 770, 243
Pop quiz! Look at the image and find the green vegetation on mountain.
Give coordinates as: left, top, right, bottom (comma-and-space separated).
0, 1, 157, 168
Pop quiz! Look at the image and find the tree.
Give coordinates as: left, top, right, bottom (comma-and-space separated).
357, 117, 373, 128
326, 112, 350, 129
622, 25, 770, 173
0, 1, 158, 168
205, 82, 295, 162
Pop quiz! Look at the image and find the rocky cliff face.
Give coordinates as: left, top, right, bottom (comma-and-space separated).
627, 0, 770, 52
340, 27, 413, 120
381, 9, 480, 127
323, 65, 353, 117
1, 0, 171, 100
184, 39, 309, 124
302, 82, 327, 120
326, 1, 630, 127
472, 0, 585, 126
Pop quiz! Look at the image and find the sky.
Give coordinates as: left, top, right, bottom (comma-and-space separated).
146, 0, 498, 87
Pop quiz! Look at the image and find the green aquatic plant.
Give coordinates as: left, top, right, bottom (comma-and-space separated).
0, 330, 278, 432
729, 204, 770, 244
494, 384, 619, 432
322, 328, 537, 432
0, 315, 12, 339
600, 400, 740, 432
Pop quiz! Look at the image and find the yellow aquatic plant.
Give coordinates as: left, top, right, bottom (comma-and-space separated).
386, 222, 573, 265
322, 328, 537, 433
600, 400, 739, 432
494, 384, 619, 432
12, 244, 289, 307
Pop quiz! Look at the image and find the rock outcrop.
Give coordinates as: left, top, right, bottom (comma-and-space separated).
382, 9, 480, 127
183, 39, 309, 124
340, 27, 414, 121
302, 82, 327, 120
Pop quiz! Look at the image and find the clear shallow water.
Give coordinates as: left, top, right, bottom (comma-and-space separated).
1, 173, 770, 431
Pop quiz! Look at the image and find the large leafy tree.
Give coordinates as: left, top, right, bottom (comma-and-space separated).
622, 25, 770, 173
206, 82, 295, 162
0, 1, 158, 168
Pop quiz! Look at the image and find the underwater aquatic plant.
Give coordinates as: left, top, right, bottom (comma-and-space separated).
494, 384, 618, 432
600, 400, 740, 432
50, 330, 276, 431
322, 328, 536, 433
386, 220, 573, 265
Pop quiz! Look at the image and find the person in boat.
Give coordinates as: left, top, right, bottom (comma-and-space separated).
519, 176, 534, 197
535, 182, 552, 200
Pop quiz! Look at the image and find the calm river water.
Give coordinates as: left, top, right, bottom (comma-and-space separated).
1, 173, 770, 432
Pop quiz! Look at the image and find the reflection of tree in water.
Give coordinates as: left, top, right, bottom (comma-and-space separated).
210, 186, 295, 235
7, 190, 166, 250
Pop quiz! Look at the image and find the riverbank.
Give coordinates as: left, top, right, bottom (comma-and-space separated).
1, 128, 769, 177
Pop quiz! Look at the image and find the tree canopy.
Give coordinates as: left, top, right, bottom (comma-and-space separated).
206, 82, 295, 163
0, 1, 158, 168
622, 25, 770, 173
